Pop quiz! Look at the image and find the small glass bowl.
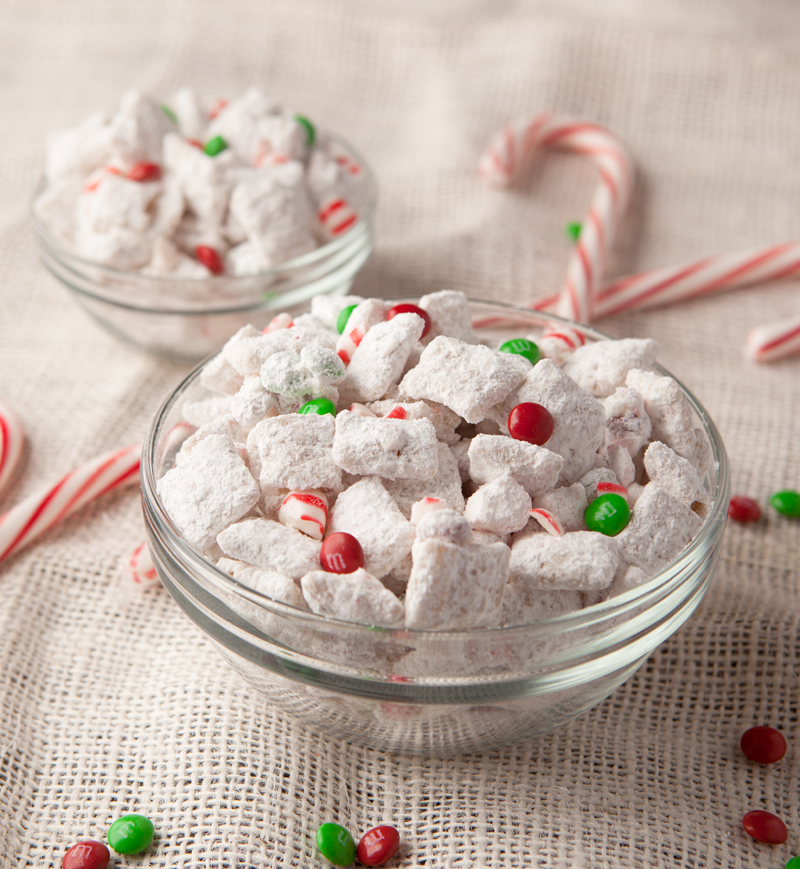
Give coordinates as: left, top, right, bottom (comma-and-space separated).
140, 299, 730, 753
31, 136, 376, 362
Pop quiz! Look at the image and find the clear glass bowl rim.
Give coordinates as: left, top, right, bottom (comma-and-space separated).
140, 297, 730, 645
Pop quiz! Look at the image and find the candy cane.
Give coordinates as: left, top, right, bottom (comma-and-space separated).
127, 540, 161, 589
0, 443, 141, 564
479, 113, 634, 323
0, 400, 24, 497
746, 313, 800, 363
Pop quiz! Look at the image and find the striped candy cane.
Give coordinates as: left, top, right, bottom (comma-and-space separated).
0, 443, 141, 564
0, 400, 24, 497
479, 113, 634, 323
127, 540, 161, 589
746, 313, 800, 363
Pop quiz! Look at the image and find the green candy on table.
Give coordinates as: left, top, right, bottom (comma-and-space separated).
584, 493, 631, 536
498, 337, 540, 366
203, 134, 228, 157
298, 397, 337, 416
786, 856, 800, 869
107, 813, 155, 855
337, 303, 359, 335
316, 822, 356, 866
770, 489, 800, 517
565, 221, 582, 241
294, 114, 316, 146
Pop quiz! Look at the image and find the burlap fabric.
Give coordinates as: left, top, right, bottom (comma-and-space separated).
1, 2, 799, 865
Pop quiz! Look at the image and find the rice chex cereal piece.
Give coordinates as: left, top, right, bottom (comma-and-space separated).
332, 411, 438, 480
600, 386, 652, 458
415, 508, 472, 545
509, 529, 621, 591
247, 413, 342, 491
199, 353, 245, 396
492, 359, 605, 484
157, 434, 259, 551
464, 474, 532, 535
216, 557, 309, 610
605, 444, 636, 487
405, 537, 510, 629
532, 482, 588, 532
260, 344, 344, 398
468, 434, 563, 497
231, 375, 277, 432
338, 313, 425, 404
383, 442, 464, 517
418, 289, 477, 345
614, 482, 704, 576
176, 413, 244, 463
366, 399, 461, 446
561, 338, 659, 397
182, 395, 233, 427
327, 477, 416, 578
643, 441, 711, 517
217, 518, 321, 579
300, 568, 405, 628
501, 583, 584, 627
224, 324, 335, 376
399, 336, 528, 424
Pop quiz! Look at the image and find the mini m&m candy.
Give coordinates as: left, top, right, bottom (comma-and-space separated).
728, 495, 761, 523
770, 489, 800, 517
203, 134, 228, 156
740, 725, 787, 764
195, 244, 224, 275
62, 840, 110, 869
498, 337, 540, 365
107, 813, 155, 855
585, 493, 631, 536
741, 809, 788, 845
298, 397, 337, 416
786, 855, 800, 869
316, 823, 356, 866
507, 402, 554, 446
337, 303, 359, 334
357, 825, 400, 866
293, 114, 316, 146
320, 532, 364, 574
127, 161, 162, 182
386, 304, 432, 338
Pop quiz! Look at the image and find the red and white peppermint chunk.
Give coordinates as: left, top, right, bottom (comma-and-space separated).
528, 508, 565, 537
278, 490, 329, 540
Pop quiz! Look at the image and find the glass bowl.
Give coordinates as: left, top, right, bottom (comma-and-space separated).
31, 135, 376, 363
140, 299, 730, 753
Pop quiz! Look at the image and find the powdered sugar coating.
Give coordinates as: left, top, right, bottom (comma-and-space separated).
468, 434, 563, 497
301, 568, 404, 627
217, 517, 321, 579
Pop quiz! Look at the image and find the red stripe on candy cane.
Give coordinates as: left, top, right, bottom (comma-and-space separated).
529, 508, 565, 537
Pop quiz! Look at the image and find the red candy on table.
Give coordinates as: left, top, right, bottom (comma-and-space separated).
728, 496, 761, 523
357, 825, 400, 866
386, 304, 432, 338
62, 840, 110, 869
320, 532, 364, 574
507, 402, 554, 446
742, 809, 788, 844
127, 162, 162, 182
195, 244, 224, 275
740, 726, 787, 764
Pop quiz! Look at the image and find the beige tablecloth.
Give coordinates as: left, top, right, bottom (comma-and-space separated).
2, 2, 799, 866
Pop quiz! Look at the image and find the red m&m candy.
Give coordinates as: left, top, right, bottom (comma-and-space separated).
741, 809, 788, 844
195, 245, 224, 275
320, 532, 364, 574
740, 726, 787, 764
507, 402, 554, 446
62, 840, 110, 869
386, 304, 431, 338
357, 825, 400, 866
728, 496, 761, 523
127, 162, 162, 183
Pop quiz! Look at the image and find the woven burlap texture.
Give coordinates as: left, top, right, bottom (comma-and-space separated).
1, 1, 799, 866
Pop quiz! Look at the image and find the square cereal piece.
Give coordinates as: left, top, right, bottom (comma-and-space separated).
468, 433, 563, 497
509, 529, 620, 591
383, 442, 465, 517
399, 336, 527, 423
217, 518, 321, 579
561, 338, 659, 397
614, 482, 704, 576
338, 313, 425, 404
532, 482, 588, 532
157, 434, 259, 551
247, 413, 342, 491
644, 441, 711, 517
301, 568, 405, 627
600, 387, 652, 458
491, 359, 605, 484
327, 477, 416, 578
332, 411, 438, 481
404, 538, 510, 629
365, 399, 462, 446
464, 474, 532, 535
216, 557, 308, 610
418, 289, 477, 345
223, 324, 335, 376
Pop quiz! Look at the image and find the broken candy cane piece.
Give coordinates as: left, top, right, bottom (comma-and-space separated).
318, 194, 358, 237
263, 312, 293, 333
0, 443, 141, 563
746, 313, 800, 363
0, 399, 24, 496
127, 541, 161, 589
410, 497, 446, 525
529, 508, 565, 537
597, 481, 629, 499
278, 490, 329, 540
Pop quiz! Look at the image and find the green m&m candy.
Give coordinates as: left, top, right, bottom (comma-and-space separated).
565, 221, 582, 241
203, 135, 228, 157
584, 493, 631, 536
498, 338, 540, 366
316, 823, 356, 866
107, 813, 155, 855
298, 397, 337, 416
294, 114, 316, 146
337, 303, 359, 335
770, 489, 800, 517
785, 855, 800, 869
